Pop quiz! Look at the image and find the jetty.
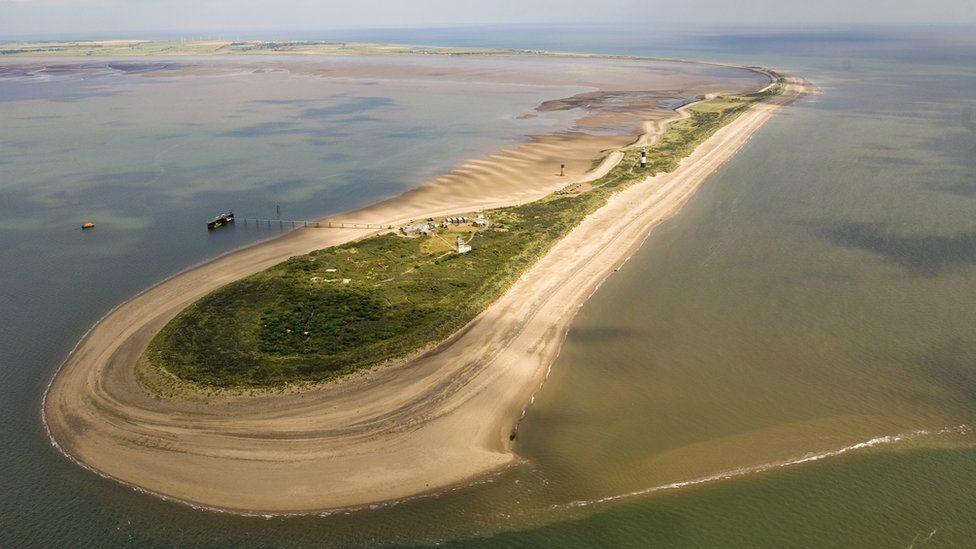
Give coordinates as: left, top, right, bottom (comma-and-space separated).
238, 217, 393, 230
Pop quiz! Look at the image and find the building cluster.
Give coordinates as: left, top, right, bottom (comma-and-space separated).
443, 216, 469, 226
399, 212, 490, 236
439, 214, 490, 227
397, 212, 491, 254
400, 222, 435, 236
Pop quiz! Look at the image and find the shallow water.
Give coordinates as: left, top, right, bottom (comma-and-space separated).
3, 27, 976, 547
467, 27, 976, 547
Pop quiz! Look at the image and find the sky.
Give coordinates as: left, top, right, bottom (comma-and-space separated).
1, 0, 975, 39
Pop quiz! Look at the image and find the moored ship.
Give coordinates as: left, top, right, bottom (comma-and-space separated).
207, 211, 234, 230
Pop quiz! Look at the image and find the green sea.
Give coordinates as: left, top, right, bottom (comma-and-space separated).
3, 26, 976, 547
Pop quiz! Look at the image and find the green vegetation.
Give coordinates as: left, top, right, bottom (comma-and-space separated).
141, 81, 784, 390
589, 154, 609, 171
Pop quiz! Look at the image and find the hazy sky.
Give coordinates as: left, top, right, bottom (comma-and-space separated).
1, 0, 974, 39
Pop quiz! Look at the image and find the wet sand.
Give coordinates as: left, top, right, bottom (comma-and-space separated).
42, 55, 803, 513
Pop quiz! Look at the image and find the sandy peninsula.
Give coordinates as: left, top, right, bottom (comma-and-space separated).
42, 51, 811, 513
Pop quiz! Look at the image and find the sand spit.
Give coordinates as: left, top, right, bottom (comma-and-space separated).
43, 55, 809, 513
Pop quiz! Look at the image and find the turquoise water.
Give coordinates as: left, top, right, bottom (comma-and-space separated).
3, 27, 976, 547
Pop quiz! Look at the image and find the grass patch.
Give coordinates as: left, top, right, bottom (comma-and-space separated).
142, 79, 784, 390
589, 153, 610, 171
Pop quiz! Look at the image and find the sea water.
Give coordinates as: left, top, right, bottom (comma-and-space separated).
2, 27, 976, 547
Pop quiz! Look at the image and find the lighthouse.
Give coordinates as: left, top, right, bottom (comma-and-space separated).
640, 145, 647, 170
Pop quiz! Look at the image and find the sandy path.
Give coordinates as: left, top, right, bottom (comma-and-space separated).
43, 67, 810, 513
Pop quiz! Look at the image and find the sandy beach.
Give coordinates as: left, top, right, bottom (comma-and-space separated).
41, 54, 810, 513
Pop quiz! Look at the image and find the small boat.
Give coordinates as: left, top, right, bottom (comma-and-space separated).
81, 221, 95, 230
207, 211, 235, 230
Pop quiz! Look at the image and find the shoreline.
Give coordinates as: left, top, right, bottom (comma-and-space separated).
41, 55, 810, 513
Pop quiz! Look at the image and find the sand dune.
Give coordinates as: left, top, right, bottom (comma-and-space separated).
42, 57, 809, 513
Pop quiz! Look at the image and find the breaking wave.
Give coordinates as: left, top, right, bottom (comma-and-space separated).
553, 425, 973, 511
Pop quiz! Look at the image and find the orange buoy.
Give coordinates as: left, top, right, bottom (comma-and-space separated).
81, 221, 95, 230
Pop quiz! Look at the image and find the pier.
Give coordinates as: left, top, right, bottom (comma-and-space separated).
238, 217, 393, 230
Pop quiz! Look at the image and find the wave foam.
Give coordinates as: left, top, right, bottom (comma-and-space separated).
554, 425, 972, 510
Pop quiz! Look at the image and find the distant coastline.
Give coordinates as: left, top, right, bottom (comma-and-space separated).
0, 37, 769, 75
0, 38, 508, 57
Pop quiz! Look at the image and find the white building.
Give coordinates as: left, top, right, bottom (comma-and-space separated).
401, 222, 434, 236
456, 235, 472, 254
